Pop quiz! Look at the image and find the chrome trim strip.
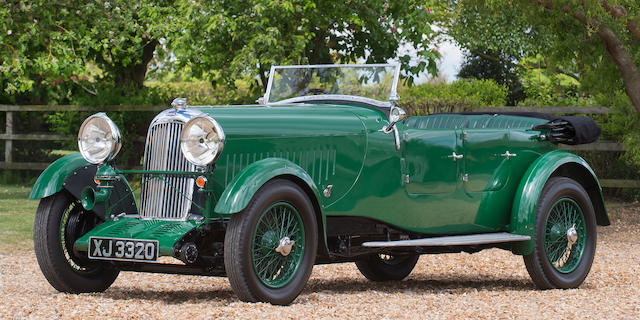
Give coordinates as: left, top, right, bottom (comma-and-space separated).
362, 233, 531, 247
273, 63, 399, 69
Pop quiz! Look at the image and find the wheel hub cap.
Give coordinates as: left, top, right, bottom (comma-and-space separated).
554, 224, 578, 268
567, 225, 578, 244
275, 236, 295, 256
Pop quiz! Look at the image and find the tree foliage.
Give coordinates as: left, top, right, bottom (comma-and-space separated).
0, 1, 178, 103
1, 1, 440, 104
440, 0, 640, 114
457, 50, 525, 105
176, 0, 439, 97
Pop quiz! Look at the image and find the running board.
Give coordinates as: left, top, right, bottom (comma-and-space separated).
362, 232, 531, 247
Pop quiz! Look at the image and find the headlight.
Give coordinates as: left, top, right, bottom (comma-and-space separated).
77, 113, 122, 164
181, 115, 225, 166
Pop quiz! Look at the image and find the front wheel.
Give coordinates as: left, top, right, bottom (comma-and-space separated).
356, 253, 419, 281
34, 191, 119, 293
224, 180, 318, 305
523, 177, 597, 289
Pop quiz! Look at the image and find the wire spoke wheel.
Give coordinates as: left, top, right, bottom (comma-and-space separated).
544, 198, 586, 273
523, 177, 597, 289
252, 202, 305, 288
224, 179, 317, 305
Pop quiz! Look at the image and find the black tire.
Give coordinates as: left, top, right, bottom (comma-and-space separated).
523, 177, 597, 289
355, 253, 419, 281
224, 179, 318, 305
34, 191, 119, 293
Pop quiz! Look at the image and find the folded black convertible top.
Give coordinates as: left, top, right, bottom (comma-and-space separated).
457, 112, 601, 145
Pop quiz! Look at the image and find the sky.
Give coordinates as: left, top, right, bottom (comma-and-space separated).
393, 36, 465, 84
438, 39, 464, 82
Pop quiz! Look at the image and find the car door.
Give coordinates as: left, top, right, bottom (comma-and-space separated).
461, 129, 511, 193
402, 128, 461, 195
462, 127, 521, 230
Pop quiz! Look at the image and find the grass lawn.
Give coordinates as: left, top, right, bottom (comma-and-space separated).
0, 185, 38, 252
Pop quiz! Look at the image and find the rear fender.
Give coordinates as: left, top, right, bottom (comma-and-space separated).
509, 150, 609, 255
29, 153, 137, 219
214, 158, 328, 253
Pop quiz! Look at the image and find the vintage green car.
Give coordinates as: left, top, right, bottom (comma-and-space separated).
31, 64, 609, 305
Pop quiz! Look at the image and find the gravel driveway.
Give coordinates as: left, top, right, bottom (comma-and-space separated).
1, 205, 638, 319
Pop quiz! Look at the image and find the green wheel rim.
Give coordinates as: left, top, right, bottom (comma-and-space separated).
251, 202, 305, 288
543, 198, 586, 273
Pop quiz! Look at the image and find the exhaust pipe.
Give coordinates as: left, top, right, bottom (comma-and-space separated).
80, 187, 111, 210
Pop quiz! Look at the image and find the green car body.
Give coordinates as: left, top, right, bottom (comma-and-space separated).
30, 64, 609, 304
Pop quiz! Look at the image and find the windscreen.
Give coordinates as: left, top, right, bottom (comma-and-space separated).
266, 64, 399, 103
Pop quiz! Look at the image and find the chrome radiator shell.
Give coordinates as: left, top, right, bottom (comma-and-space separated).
139, 108, 204, 220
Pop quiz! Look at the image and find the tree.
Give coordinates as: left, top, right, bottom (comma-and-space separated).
457, 49, 525, 105
175, 0, 440, 98
0, 1, 177, 103
530, 0, 640, 114
439, 0, 640, 114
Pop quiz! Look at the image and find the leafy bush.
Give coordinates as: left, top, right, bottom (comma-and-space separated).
398, 78, 508, 116
402, 78, 508, 107
398, 97, 475, 116
517, 68, 594, 107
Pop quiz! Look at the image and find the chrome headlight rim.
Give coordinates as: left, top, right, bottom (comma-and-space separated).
180, 115, 225, 167
77, 113, 122, 165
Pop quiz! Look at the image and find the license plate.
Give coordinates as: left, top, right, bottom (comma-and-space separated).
88, 237, 159, 262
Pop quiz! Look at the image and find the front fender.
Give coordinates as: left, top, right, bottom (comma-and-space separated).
215, 158, 323, 214
510, 150, 609, 255
214, 158, 327, 251
29, 153, 89, 200
29, 153, 137, 219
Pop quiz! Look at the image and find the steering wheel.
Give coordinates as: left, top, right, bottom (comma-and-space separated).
300, 88, 329, 96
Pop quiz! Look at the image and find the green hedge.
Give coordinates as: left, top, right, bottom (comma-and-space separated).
398, 78, 508, 116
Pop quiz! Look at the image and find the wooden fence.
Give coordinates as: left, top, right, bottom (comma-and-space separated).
1, 104, 639, 188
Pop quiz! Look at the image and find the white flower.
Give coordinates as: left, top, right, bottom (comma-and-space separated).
7, 30, 12, 35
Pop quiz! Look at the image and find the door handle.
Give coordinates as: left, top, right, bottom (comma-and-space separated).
501, 151, 517, 160
448, 152, 463, 161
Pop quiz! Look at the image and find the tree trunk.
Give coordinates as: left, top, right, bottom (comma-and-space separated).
258, 62, 269, 93
564, 7, 640, 115
594, 23, 640, 115
114, 40, 158, 89
532, 1, 640, 114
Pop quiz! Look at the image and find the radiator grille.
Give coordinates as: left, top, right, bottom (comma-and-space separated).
140, 121, 195, 220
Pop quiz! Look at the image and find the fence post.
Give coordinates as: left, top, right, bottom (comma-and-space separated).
4, 111, 12, 163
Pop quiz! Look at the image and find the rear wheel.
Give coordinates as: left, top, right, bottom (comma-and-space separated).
34, 191, 119, 293
523, 177, 596, 289
356, 253, 419, 281
224, 180, 318, 305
